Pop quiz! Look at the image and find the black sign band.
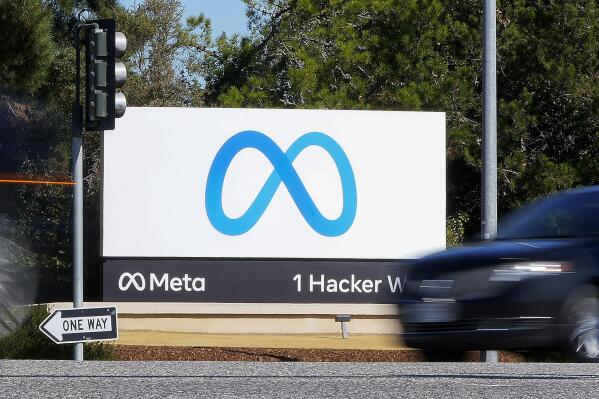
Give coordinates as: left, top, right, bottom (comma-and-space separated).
103, 259, 409, 303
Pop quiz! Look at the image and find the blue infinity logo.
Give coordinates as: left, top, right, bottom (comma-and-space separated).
205, 131, 357, 237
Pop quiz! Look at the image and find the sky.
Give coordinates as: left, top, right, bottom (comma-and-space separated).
119, 0, 250, 37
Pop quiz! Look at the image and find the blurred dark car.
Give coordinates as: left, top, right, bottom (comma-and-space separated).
400, 186, 599, 361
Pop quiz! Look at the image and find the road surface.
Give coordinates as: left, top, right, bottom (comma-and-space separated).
0, 360, 597, 398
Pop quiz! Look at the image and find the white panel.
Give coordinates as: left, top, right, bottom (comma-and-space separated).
102, 108, 446, 259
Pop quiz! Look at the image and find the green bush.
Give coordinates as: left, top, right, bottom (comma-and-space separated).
0, 305, 115, 360
446, 212, 470, 247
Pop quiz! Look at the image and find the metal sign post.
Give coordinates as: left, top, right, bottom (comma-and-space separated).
481, 0, 499, 363
72, 23, 86, 362
72, 129, 83, 360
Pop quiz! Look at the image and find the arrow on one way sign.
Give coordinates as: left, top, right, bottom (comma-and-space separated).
39, 307, 118, 344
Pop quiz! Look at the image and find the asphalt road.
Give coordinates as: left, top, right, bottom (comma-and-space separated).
0, 360, 597, 398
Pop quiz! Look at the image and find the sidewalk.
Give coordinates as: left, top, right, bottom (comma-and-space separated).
115, 331, 408, 350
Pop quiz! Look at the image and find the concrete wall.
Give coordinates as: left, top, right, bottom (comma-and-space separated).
48, 302, 403, 334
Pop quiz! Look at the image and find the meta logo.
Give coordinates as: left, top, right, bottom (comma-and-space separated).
118, 272, 205, 292
205, 131, 357, 237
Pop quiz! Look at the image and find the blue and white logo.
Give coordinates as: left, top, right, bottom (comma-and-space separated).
205, 131, 357, 237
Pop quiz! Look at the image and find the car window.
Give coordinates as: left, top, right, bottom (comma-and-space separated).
497, 191, 599, 239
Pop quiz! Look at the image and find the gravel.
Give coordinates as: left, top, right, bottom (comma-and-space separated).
0, 360, 597, 398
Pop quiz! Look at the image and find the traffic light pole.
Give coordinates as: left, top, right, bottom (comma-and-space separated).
72, 125, 83, 363
72, 24, 84, 362
71, 19, 126, 361
72, 22, 97, 362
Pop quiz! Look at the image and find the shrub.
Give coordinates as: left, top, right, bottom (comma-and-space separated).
447, 212, 470, 247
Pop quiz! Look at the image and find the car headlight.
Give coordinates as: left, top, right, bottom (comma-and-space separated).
489, 261, 574, 282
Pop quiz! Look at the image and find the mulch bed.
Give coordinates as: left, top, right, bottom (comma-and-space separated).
113, 345, 526, 362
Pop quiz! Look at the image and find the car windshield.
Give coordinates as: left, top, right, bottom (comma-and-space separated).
497, 191, 599, 239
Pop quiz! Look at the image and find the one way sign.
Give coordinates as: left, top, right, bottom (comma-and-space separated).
39, 307, 118, 344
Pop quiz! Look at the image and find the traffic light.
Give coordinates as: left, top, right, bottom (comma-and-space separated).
84, 19, 127, 131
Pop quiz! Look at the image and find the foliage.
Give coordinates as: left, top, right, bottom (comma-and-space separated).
0, 0, 209, 300
0, 305, 114, 360
0, 94, 72, 293
446, 212, 469, 247
113, 0, 208, 107
202, 0, 599, 236
1, 102, 67, 305
203, 0, 487, 234
496, 0, 599, 211
0, 0, 56, 93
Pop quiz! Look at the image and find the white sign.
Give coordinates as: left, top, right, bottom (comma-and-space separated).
103, 108, 445, 259
39, 307, 118, 344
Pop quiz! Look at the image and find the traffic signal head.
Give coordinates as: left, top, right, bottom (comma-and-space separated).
85, 19, 127, 131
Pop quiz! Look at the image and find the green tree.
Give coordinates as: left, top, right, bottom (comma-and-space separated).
202, 0, 599, 240
0, 1, 121, 301
1, 0, 213, 300
202, 0, 484, 234
114, 0, 208, 107
496, 0, 599, 210
0, 0, 56, 93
